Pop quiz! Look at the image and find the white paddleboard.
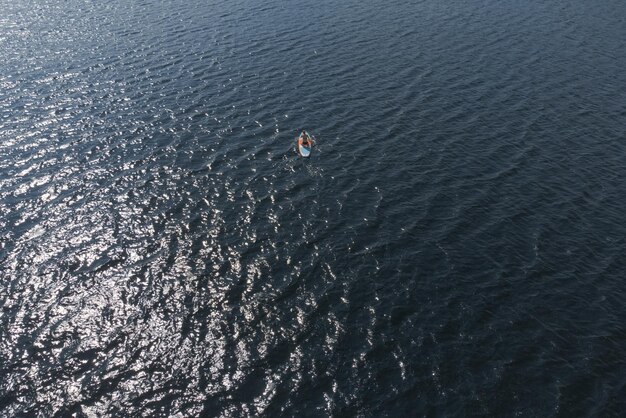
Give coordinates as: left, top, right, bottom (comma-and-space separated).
297, 132, 312, 157
298, 142, 311, 157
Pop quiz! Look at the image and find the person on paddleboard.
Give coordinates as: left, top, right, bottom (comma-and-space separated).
300, 131, 312, 148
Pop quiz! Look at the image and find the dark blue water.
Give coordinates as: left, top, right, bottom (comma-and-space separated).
2, 0, 626, 416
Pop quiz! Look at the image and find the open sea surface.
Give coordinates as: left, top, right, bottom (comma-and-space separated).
1, 0, 626, 416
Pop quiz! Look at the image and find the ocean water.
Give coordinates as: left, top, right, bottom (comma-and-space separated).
1, 0, 625, 416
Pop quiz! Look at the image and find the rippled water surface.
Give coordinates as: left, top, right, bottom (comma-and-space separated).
2, 0, 626, 416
